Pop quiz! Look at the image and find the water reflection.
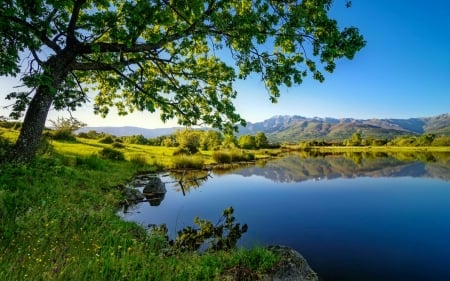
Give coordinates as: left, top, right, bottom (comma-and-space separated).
213, 151, 450, 183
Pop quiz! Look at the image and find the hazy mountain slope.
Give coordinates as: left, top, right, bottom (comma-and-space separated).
76, 126, 180, 138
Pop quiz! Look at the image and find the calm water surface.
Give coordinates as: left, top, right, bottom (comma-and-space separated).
119, 152, 450, 281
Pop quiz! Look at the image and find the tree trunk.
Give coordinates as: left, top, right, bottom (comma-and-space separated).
4, 50, 75, 164
6, 85, 54, 163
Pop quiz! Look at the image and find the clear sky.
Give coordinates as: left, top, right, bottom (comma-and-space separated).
1, 0, 449, 128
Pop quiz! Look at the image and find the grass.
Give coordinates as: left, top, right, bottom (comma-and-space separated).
0, 128, 278, 280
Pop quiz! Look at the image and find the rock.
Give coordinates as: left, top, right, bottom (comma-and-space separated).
142, 176, 166, 206
219, 245, 318, 281
261, 245, 318, 281
123, 187, 145, 203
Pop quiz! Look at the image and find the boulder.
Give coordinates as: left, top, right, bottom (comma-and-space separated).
143, 176, 166, 206
123, 187, 145, 203
220, 245, 318, 281
261, 245, 318, 281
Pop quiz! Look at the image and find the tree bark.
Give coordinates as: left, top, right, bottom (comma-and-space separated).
5, 53, 71, 163
6, 85, 54, 163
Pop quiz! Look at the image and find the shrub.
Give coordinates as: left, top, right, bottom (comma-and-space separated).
212, 150, 255, 164
98, 147, 124, 161
49, 129, 76, 141
171, 155, 204, 169
173, 147, 190, 156
212, 151, 232, 164
98, 135, 115, 144
112, 142, 125, 149
230, 150, 255, 162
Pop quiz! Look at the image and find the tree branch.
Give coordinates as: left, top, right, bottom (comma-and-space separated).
1, 14, 61, 52
67, 0, 86, 45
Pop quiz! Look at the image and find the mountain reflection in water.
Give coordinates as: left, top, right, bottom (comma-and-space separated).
212, 151, 450, 183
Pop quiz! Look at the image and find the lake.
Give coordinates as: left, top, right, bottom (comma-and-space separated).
119, 151, 450, 281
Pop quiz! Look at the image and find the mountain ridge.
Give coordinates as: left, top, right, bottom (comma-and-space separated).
77, 113, 450, 142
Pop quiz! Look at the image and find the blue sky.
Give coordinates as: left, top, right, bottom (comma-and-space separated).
1, 0, 449, 128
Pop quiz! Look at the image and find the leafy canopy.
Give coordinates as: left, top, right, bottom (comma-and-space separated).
0, 0, 365, 132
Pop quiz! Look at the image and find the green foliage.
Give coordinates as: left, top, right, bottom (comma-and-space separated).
99, 147, 125, 161
75, 155, 107, 170
175, 129, 202, 154
122, 134, 149, 145
171, 155, 205, 170
47, 117, 86, 141
111, 141, 125, 149
255, 132, 269, 148
0, 134, 12, 159
173, 146, 190, 156
344, 132, 363, 146
432, 136, 450, 146
200, 130, 223, 151
212, 151, 233, 164
222, 134, 238, 149
389, 134, 445, 147
238, 135, 257, 149
161, 136, 177, 147
152, 207, 248, 252
212, 150, 255, 164
78, 130, 104, 139
98, 135, 115, 144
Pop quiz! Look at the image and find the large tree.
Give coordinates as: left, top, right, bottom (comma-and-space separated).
0, 0, 364, 163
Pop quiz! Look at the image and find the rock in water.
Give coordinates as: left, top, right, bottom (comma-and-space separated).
221, 245, 318, 281
142, 176, 166, 206
262, 245, 318, 281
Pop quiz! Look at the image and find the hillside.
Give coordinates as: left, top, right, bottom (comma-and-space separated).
238, 113, 450, 142
77, 114, 450, 143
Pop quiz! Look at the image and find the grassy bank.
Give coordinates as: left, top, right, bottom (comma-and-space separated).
0, 138, 277, 280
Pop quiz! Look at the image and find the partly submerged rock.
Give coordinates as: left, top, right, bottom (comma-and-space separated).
220, 245, 318, 281
142, 176, 166, 206
123, 187, 145, 203
261, 245, 318, 281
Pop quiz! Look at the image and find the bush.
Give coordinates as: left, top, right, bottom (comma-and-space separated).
172, 155, 204, 169
98, 135, 115, 144
230, 150, 255, 162
112, 142, 125, 149
49, 129, 76, 141
212, 151, 232, 164
98, 147, 124, 161
173, 147, 190, 156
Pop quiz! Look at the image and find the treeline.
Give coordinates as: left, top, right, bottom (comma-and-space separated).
299, 132, 450, 148
77, 129, 275, 151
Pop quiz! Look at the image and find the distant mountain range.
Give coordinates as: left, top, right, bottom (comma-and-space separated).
77, 113, 450, 142
238, 113, 450, 142
77, 126, 183, 138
